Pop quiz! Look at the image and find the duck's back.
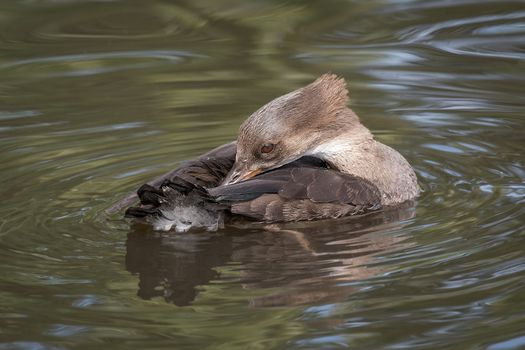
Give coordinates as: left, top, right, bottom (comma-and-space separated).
209, 157, 381, 222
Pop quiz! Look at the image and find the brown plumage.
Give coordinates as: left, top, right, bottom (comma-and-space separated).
117, 143, 381, 229
210, 156, 381, 221
110, 74, 419, 231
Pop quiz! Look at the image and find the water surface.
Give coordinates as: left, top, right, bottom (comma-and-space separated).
1, 0, 524, 349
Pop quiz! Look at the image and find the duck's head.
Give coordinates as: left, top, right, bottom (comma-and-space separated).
223, 74, 364, 185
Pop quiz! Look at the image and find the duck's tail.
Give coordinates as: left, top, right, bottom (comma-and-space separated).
125, 177, 225, 232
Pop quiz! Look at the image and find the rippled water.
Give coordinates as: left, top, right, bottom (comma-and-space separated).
1, 0, 524, 349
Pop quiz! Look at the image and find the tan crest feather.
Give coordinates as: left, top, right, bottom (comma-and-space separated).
304, 73, 349, 112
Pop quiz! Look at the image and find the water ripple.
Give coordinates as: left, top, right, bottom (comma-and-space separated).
0, 0, 524, 349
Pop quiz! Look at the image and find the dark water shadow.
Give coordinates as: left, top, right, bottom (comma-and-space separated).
125, 205, 416, 307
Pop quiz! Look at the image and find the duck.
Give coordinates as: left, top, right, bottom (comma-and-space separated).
108, 74, 420, 231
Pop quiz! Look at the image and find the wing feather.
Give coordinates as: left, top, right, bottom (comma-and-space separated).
106, 142, 236, 214
115, 142, 382, 226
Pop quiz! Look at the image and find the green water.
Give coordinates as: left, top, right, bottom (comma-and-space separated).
1, 1, 524, 349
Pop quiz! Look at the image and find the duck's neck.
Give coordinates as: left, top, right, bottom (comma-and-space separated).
308, 126, 419, 205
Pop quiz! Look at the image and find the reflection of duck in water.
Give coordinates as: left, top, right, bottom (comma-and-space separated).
109, 74, 419, 231
125, 208, 415, 307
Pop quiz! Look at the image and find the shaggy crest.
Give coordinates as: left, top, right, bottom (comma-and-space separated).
239, 74, 353, 144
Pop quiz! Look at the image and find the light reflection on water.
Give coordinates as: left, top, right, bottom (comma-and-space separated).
0, 0, 524, 349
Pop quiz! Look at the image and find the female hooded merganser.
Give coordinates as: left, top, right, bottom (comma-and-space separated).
109, 74, 419, 231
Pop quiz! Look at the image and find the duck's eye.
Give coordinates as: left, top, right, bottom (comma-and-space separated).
260, 143, 274, 154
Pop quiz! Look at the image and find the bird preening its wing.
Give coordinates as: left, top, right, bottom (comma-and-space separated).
109, 74, 419, 231
115, 142, 382, 231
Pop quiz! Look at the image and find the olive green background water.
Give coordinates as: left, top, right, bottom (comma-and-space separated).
1, 0, 524, 349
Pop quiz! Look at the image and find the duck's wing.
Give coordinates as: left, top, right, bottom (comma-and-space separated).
208, 158, 382, 222
106, 141, 236, 214
118, 151, 381, 227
